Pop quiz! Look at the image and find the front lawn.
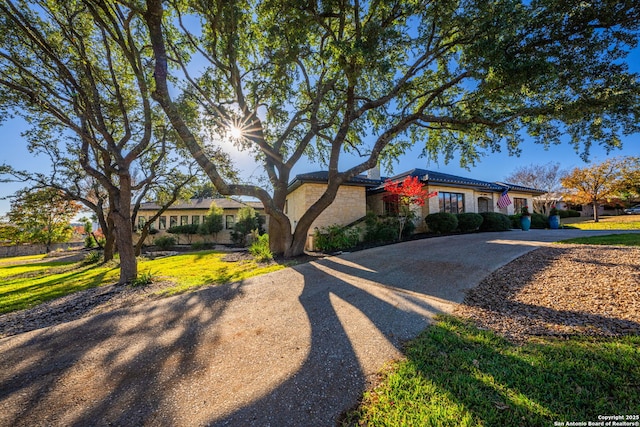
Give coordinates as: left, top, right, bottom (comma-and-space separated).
559, 233, 640, 246
562, 214, 640, 230
0, 250, 284, 314
342, 316, 640, 427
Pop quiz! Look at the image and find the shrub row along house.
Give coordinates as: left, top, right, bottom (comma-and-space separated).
133, 167, 544, 250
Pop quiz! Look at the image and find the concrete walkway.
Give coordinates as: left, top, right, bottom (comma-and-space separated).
0, 229, 634, 426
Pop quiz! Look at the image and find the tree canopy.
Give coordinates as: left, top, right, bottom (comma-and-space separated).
143, 0, 640, 255
560, 157, 634, 221
2, 0, 639, 258
7, 187, 81, 251
505, 163, 566, 213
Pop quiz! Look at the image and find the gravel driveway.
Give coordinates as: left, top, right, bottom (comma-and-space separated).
0, 229, 637, 426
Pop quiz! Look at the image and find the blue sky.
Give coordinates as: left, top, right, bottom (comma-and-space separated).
1, 47, 639, 218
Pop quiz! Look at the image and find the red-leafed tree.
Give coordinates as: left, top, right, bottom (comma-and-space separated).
383, 176, 437, 240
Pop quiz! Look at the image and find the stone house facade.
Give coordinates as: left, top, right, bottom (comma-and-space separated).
134, 198, 266, 245
287, 168, 546, 249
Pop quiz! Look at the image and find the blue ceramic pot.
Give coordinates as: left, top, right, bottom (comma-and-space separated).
520, 215, 531, 231
549, 215, 560, 229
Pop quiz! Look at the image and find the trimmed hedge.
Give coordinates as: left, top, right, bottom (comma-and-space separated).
511, 213, 550, 229
531, 213, 549, 229
456, 213, 483, 232
559, 209, 581, 218
425, 212, 458, 234
479, 212, 512, 231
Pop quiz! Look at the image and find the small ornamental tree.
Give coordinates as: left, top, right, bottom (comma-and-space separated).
383, 176, 437, 240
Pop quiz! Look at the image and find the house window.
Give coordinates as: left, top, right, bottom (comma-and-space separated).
439, 192, 464, 214
514, 198, 527, 213
159, 216, 166, 230
180, 215, 188, 225
137, 216, 146, 230
226, 215, 235, 229
192, 215, 200, 225
383, 194, 399, 215
170, 216, 178, 228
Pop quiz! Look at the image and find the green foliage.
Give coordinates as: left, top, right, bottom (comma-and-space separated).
7, 187, 81, 249
511, 213, 550, 229
314, 225, 360, 252
425, 212, 458, 234
84, 235, 96, 248
130, 270, 153, 287
479, 212, 512, 232
363, 212, 414, 243
559, 209, 581, 218
191, 242, 208, 250
199, 203, 224, 241
153, 236, 177, 250
456, 213, 484, 232
82, 251, 102, 265
531, 213, 549, 229
167, 224, 200, 235
231, 206, 265, 246
249, 234, 273, 262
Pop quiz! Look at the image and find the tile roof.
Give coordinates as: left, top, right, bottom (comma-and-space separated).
288, 171, 381, 192
137, 197, 264, 211
370, 168, 545, 194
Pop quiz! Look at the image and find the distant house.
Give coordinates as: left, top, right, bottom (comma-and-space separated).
286, 168, 546, 250
134, 198, 266, 245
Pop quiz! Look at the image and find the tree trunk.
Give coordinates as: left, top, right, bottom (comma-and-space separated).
284, 182, 343, 257
111, 178, 137, 283
593, 201, 600, 222
103, 215, 116, 262
267, 213, 293, 256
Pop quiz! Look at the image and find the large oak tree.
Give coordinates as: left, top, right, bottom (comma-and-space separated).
142, 0, 640, 256
0, 0, 232, 281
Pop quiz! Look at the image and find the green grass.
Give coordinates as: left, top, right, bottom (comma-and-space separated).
559, 233, 640, 246
0, 250, 284, 314
342, 315, 640, 427
562, 214, 640, 230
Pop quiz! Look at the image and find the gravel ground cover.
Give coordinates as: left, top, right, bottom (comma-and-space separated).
455, 244, 640, 343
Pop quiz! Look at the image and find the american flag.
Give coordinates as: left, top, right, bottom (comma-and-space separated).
497, 189, 512, 209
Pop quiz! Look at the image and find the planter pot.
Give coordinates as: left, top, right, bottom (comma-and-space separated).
549, 215, 561, 229
520, 215, 531, 231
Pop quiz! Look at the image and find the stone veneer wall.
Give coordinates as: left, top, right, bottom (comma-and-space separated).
286, 183, 367, 250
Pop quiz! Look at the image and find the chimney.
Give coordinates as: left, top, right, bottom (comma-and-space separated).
367, 164, 381, 181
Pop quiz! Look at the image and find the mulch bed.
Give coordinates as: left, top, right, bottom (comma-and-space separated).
454, 244, 640, 343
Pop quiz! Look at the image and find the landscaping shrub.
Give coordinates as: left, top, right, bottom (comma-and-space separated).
84, 235, 96, 248
191, 241, 207, 250
231, 206, 265, 246
249, 234, 273, 262
153, 235, 177, 249
314, 224, 360, 252
456, 213, 483, 232
168, 224, 200, 244
363, 213, 401, 243
531, 213, 549, 229
130, 270, 153, 287
479, 212, 512, 231
82, 251, 102, 264
511, 213, 549, 229
559, 209, 581, 218
425, 212, 458, 234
